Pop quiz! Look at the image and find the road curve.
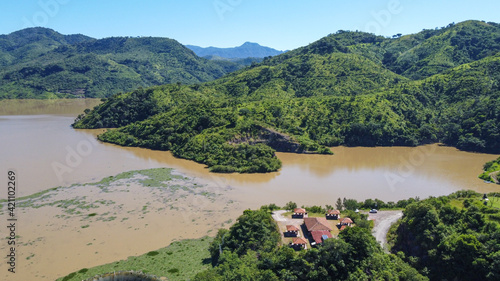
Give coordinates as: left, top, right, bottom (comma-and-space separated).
369, 210, 403, 252
271, 210, 288, 222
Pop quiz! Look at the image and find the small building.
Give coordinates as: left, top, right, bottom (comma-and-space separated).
310, 230, 333, 246
339, 217, 353, 227
326, 209, 341, 220
304, 217, 333, 232
303, 217, 333, 246
284, 225, 300, 237
339, 225, 347, 231
292, 208, 308, 219
290, 237, 308, 250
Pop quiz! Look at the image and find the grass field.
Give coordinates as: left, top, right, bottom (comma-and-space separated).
56, 237, 213, 281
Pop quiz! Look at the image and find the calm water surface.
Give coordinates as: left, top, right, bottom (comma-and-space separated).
0, 99, 498, 201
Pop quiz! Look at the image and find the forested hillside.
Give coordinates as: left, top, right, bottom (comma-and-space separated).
390, 190, 500, 280
0, 28, 242, 99
0, 27, 93, 67
74, 20, 500, 173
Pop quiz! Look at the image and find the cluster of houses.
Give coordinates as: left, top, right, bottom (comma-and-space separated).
287, 208, 353, 250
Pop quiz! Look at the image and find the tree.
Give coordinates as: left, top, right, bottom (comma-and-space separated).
336, 197, 343, 210
343, 198, 360, 211
285, 201, 297, 211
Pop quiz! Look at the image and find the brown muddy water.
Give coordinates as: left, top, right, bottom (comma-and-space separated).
0, 99, 499, 280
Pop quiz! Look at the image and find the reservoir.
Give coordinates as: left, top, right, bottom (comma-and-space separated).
0, 99, 498, 280
1, 99, 497, 201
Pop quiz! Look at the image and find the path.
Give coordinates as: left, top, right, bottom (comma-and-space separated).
271, 210, 288, 222
369, 210, 403, 252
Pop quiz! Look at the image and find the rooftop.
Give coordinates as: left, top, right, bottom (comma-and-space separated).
327, 209, 341, 215
294, 208, 307, 214
304, 217, 333, 232
341, 217, 353, 224
310, 230, 333, 244
292, 237, 308, 245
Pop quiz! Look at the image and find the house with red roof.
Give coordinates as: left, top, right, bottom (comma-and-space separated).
292, 208, 308, 218
290, 237, 308, 250
284, 225, 300, 237
310, 230, 333, 244
326, 209, 341, 220
303, 217, 333, 246
339, 217, 353, 227
304, 217, 332, 232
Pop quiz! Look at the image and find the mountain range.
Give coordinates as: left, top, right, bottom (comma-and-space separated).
74, 20, 500, 174
0, 28, 263, 99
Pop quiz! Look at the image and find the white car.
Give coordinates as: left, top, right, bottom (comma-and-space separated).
369, 209, 378, 213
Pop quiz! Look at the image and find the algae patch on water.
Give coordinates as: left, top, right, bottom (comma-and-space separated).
9, 168, 208, 213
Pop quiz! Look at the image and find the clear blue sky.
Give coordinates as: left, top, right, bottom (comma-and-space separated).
1, 0, 499, 51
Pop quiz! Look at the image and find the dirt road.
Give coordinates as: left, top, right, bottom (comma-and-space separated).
369, 210, 403, 252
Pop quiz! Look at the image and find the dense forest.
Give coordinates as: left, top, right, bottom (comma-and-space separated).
193, 208, 427, 281
0, 27, 244, 99
73, 20, 500, 173
390, 190, 500, 280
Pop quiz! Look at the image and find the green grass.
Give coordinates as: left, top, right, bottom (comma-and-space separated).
489, 196, 500, 209
92, 168, 182, 189
306, 212, 327, 218
0, 187, 59, 204
56, 237, 213, 281
479, 158, 500, 182
449, 194, 500, 210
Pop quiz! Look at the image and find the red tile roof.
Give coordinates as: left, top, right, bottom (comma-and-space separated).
304, 217, 333, 232
340, 225, 347, 231
294, 208, 307, 214
327, 209, 341, 215
292, 237, 308, 245
341, 217, 353, 225
286, 225, 300, 232
310, 230, 333, 244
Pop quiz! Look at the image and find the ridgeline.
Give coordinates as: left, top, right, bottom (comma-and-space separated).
74, 20, 500, 173
0, 27, 242, 99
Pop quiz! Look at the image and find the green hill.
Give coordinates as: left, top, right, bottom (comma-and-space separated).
0, 28, 242, 99
390, 190, 500, 280
0, 27, 93, 67
385, 20, 500, 79
74, 20, 500, 173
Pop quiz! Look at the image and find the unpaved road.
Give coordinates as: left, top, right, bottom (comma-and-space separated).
272, 210, 288, 222
369, 210, 403, 251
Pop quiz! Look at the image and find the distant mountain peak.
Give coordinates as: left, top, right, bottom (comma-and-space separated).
187, 42, 284, 59
241, 42, 260, 47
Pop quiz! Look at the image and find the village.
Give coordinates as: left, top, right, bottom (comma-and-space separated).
272, 208, 355, 250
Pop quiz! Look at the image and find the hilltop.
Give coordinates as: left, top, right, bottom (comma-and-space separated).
74, 20, 500, 173
0, 28, 243, 99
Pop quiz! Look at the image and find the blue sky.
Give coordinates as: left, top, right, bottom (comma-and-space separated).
1, 0, 499, 50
